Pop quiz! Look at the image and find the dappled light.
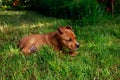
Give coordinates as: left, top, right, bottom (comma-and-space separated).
0, 11, 69, 33
0, 0, 120, 79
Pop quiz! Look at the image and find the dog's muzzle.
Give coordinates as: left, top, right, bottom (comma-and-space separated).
76, 43, 80, 49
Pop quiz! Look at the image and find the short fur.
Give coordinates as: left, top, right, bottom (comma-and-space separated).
18, 26, 80, 56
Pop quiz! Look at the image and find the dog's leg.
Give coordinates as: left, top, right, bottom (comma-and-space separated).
22, 48, 30, 55
21, 44, 36, 55
29, 44, 37, 53
69, 51, 77, 57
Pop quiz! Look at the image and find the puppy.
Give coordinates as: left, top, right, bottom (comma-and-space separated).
18, 26, 80, 56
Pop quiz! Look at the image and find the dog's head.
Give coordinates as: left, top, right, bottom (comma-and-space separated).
57, 26, 80, 51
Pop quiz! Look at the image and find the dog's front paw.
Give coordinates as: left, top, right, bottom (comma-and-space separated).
69, 51, 77, 57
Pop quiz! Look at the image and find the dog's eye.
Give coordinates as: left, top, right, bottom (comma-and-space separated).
67, 38, 72, 42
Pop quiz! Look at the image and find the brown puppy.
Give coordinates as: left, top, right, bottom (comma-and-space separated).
18, 26, 80, 56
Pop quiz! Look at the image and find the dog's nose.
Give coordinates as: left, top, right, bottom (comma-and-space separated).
76, 43, 80, 48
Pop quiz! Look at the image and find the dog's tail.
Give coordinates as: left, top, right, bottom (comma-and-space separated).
17, 41, 23, 50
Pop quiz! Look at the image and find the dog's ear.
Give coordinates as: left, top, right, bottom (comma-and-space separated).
66, 25, 72, 30
58, 27, 64, 34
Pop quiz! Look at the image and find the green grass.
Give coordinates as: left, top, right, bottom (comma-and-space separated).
0, 11, 120, 80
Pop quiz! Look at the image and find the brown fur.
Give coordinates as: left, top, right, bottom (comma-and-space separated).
18, 26, 80, 56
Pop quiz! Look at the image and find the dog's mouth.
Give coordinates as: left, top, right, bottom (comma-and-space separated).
67, 47, 79, 51
63, 43, 80, 51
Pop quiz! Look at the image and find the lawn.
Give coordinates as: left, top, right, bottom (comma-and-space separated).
0, 11, 120, 80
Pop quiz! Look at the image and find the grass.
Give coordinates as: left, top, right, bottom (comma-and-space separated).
0, 11, 120, 80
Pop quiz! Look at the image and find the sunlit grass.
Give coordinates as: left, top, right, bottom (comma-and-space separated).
0, 11, 120, 80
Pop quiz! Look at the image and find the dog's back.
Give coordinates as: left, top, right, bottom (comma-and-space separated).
18, 26, 80, 56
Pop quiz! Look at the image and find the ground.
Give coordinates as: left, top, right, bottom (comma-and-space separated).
0, 11, 120, 80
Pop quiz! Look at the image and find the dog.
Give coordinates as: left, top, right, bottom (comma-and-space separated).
18, 26, 80, 56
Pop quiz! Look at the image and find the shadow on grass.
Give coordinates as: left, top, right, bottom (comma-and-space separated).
0, 11, 69, 28
0, 11, 47, 27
